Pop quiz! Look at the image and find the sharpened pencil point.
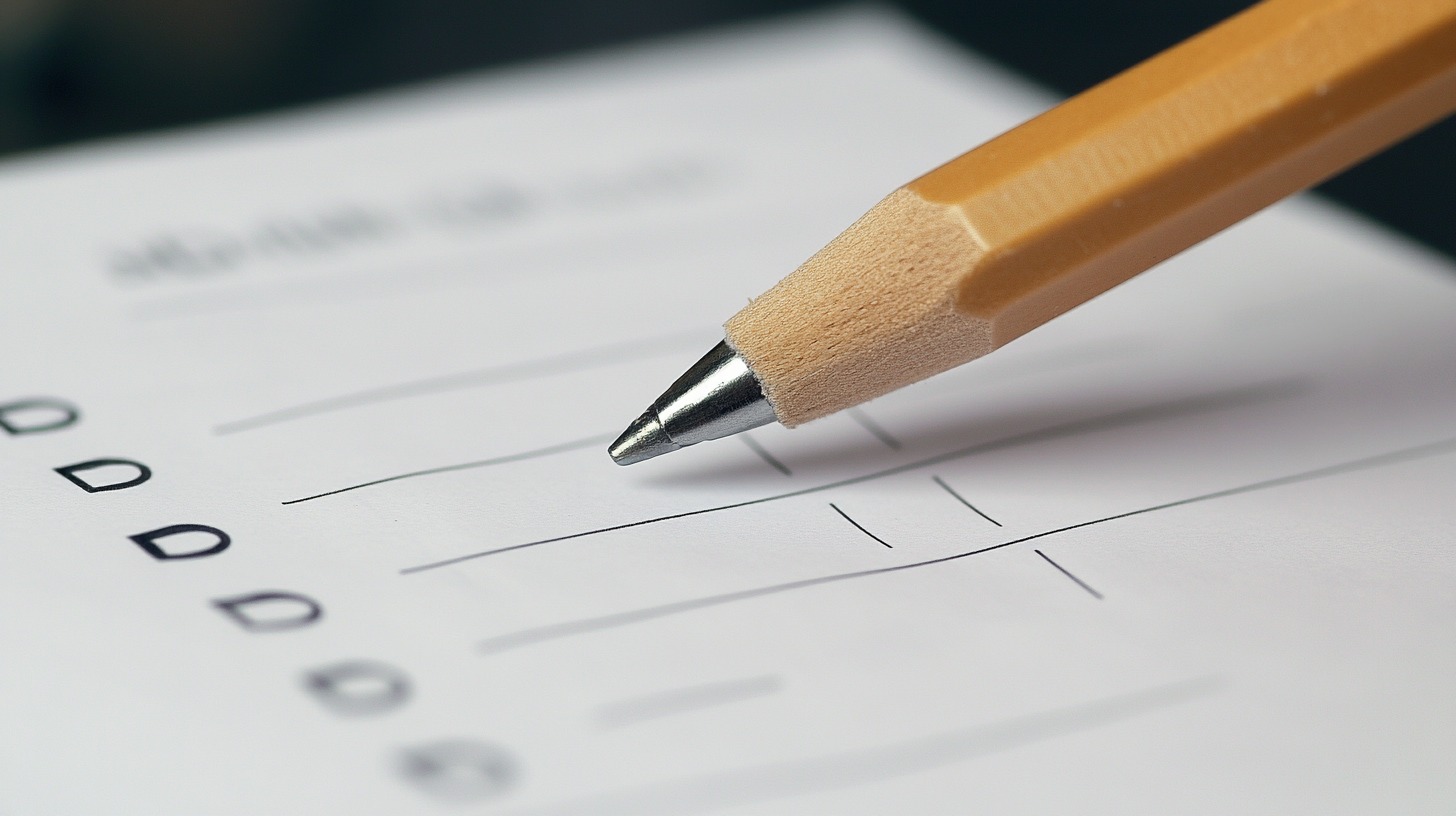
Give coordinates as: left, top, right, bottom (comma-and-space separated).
608, 341, 777, 465
609, 411, 679, 465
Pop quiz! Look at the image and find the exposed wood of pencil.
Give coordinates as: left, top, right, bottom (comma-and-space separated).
725, 0, 1456, 426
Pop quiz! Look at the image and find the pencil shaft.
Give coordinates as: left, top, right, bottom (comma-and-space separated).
724, 0, 1456, 427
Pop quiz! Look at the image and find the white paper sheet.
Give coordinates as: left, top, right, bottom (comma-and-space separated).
1, 9, 1453, 814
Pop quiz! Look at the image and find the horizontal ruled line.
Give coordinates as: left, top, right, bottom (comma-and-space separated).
475, 435, 1456, 653
283, 434, 611, 504
596, 675, 782, 729
217, 330, 703, 434
504, 677, 1222, 816
401, 380, 1303, 574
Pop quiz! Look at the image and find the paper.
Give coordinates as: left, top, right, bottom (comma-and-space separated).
2, 9, 1453, 814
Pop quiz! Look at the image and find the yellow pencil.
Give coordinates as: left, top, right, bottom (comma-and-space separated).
610, 0, 1456, 465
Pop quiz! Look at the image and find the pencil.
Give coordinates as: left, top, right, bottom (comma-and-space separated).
610, 0, 1456, 465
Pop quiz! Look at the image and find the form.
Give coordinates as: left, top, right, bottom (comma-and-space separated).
1, 9, 1453, 814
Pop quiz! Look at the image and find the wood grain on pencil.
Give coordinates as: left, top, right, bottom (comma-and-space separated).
725, 0, 1456, 426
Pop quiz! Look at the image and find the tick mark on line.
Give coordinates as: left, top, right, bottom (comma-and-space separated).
1034, 550, 1103, 599
403, 381, 1304, 574
932, 475, 1001, 526
847, 407, 901, 449
472, 434, 1456, 653
830, 503, 892, 548
741, 435, 791, 476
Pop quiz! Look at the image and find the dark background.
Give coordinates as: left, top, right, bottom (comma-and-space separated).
1, 0, 1450, 256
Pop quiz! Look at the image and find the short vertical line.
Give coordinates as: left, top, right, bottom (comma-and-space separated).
1034, 549, 1103, 599
932, 475, 1002, 526
741, 435, 791, 476
847, 407, 902, 449
829, 503, 893, 548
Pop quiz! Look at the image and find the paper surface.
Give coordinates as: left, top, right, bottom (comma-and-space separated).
1, 9, 1453, 814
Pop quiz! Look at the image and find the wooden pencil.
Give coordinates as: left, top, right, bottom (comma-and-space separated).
611, 0, 1456, 465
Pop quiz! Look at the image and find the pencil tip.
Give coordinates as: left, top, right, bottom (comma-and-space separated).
608, 410, 680, 465
608, 341, 776, 466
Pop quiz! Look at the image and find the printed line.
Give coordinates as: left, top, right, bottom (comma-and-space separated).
498, 677, 1221, 816
932, 475, 1002, 527
401, 381, 1300, 574
475, 435, 1456, 653
282, 434, 611, 504
596, 675, 782, 729
216, 331, 704, 434
129, 251, 505, 322
830, 503, 892, 548
847, 407, 902, 449
741, 435, 792, 476
130, 206, 780, 323
1035, 550, 1103, 599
